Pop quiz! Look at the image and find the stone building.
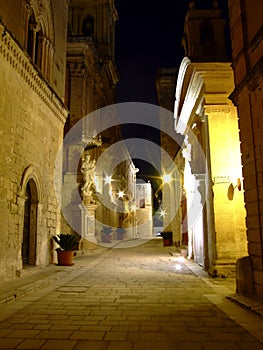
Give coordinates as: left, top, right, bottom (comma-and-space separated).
65, 0, 119, 131
0, 0, 137, 280
61, 0, 137, 246
136, 182, 153, 238
0, 0, 69, 281
157, 1, 247, 277
228, 0, 263, 298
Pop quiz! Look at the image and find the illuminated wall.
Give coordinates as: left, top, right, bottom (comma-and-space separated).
156, 2, 248, 277
228, 0, 263, 297
174, 58, 247, 276
207, 105, 247, 263
136, 183, 153, 237
0, 1, 69, 281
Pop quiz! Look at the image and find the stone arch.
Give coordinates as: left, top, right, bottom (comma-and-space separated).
174, 57, 204, 133
174, 57, 193, 123
18, 165, 43, 267
26, 0, 54, 77
82, 14, 95, 37
19, 165, 43, 202
27, 0, 54, 41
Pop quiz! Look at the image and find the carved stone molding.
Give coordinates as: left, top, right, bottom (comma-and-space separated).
204, 105, 231, 114
67, 61, 88, 76
18, 164, 44, 203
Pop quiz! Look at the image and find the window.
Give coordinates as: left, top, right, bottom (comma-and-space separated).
200, 20, 216, 57
82, 15, 94, 36
140, 199, 145, 208
25, 6, 53, 79
200, 20, 214, 46
27, 11, 36, 59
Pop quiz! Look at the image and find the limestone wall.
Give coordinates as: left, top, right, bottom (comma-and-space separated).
0, 22, 67, 281
207, 105, 247, 266
228, 0, 263, 297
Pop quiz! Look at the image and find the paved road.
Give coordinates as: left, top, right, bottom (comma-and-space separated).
0, 239, 262, 350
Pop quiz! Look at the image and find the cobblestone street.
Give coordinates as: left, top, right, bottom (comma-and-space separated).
0, 239, 262, 350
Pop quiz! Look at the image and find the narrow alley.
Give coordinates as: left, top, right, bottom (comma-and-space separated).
0, 239, 262, 350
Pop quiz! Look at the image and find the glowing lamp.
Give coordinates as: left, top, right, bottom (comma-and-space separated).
163, 174, 171, 184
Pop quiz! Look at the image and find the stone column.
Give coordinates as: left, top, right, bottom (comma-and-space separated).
79, 201, 98, 246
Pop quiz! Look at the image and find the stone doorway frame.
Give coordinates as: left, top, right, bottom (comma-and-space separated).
18, 165, 43, 268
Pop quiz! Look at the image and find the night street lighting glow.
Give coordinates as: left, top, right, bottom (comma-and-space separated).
118, 190, 124, 198
104, 175, 112, 184
163, 174, 171, 183
160, 209, 166, 217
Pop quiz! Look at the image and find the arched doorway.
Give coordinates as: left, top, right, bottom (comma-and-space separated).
22, 183, 31, 265
21, 179, 38, 266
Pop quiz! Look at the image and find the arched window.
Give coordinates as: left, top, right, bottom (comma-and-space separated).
26, 5, 52, 79
82, 15, 94, 36
34, 26, 44, 67
27, 10, 36, 59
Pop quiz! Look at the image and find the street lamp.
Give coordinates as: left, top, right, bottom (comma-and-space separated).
104, 175, 112, 185
160, 209, 166, 217
118, 190, 125, 199
163, 173, 171, 184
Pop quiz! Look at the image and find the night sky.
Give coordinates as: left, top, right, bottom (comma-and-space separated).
113, 0, 230, 200
115, 0, 188, 104
114, 0, 230, 104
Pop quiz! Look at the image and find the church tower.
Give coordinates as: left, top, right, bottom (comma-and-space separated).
65, 0, 119, 128
181, 0, 228, 62
68, 0, 118, 60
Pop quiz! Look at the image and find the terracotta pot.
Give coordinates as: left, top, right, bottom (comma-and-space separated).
57, 250, 74, 266
117, 233, 124, 240
101, 234, 112, 243
163, 239, 172, 246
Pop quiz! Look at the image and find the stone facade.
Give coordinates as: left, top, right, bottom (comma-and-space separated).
62, 0, 138, 246
157, 2, 247, 277
0, 0, 68, 281
228, 0, 263, 298
136, 182, 153, 238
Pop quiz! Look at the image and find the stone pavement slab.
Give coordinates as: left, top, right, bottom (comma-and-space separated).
0, 239, 262, 349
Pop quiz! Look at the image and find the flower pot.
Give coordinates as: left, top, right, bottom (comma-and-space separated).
101, 234, 112, 243
163, 238, 172, 246
56, 250, 74, 266
117, 233, 124, 240
162, 231, 173, 246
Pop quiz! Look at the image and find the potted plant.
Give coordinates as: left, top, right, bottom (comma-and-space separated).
161, 231, 173, 246
101, 226, 113, 243
116, 227, 126, 240
53, 233, 79, 266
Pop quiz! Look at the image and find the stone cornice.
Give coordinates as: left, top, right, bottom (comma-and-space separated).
67, 37, 100, 73
0, 22, 68, 124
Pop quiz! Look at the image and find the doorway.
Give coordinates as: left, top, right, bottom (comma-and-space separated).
22, 180, 37, 266
22, 183, 31, 264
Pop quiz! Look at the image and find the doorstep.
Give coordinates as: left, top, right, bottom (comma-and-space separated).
227, 293, 263, 318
